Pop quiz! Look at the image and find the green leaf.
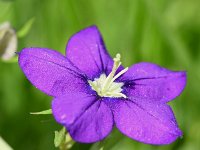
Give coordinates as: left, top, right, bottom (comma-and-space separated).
54, 127, 66, 147
17, 17, 35, 38
30, 109, 52, 115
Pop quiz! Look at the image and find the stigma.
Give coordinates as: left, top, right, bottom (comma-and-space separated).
88, 53, 128, 98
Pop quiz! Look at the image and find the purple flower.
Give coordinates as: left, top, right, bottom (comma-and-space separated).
18, 26, 186, 145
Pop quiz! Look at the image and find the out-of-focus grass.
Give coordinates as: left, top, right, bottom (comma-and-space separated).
0, 0, 200, 150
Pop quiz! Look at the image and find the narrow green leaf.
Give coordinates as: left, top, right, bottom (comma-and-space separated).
17, 17, 35, 38
30, 109, 52, 115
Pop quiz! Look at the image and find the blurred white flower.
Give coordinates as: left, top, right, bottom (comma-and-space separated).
0, 136, 13, 150
0, 22, 17, 60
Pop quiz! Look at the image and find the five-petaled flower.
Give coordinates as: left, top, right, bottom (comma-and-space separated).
18, 26, 186, 145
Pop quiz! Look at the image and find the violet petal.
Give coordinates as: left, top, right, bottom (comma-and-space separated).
66, 26, 114, 79
52, 93, 113, 143
113, 98, 182, 145
18, 47, 88, 97
120, 62, 186, 103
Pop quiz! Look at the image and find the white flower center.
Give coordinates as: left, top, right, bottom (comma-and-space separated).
88, 54, 128, 98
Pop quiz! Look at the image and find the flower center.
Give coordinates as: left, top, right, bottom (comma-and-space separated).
88, 54, 128, 98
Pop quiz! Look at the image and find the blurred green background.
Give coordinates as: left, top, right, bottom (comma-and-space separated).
0, 0, 199, 149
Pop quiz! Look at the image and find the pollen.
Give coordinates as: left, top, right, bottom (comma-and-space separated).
88, 54, 128, 98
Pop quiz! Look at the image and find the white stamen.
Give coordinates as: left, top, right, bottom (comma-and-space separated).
111, 67, 128, 84
88, 53, 128, 98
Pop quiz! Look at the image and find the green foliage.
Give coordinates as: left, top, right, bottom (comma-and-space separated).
54, 127, 66, 148
17, 17, 35, 38
0, 0, 199, 150
30, 109, 52, 115
54, 127, 75, 150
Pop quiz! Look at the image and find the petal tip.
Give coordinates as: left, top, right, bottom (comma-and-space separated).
84, 24, 99, 31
